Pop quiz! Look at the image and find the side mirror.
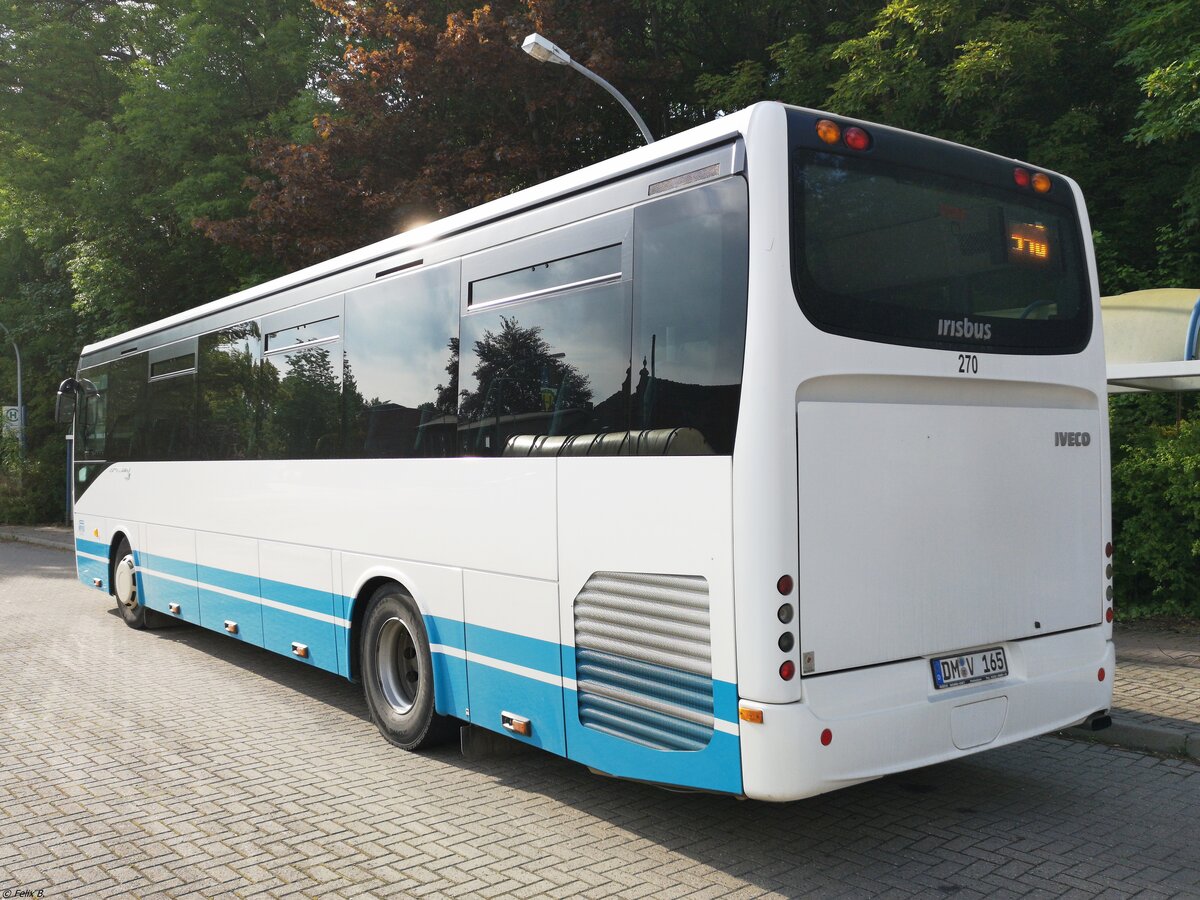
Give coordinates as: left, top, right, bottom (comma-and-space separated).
55, 378, 78, 425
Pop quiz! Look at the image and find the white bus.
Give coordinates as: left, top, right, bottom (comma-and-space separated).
58, 102, 1114, 801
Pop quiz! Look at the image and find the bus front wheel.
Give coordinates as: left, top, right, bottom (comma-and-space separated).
361, 584, 454, 750
112, 538, 165, 629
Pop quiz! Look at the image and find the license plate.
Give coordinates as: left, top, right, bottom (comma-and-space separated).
931, 647, 1008, 689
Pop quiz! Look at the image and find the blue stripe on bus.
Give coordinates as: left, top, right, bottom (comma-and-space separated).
196, 563, 260, 599
75, 537, 109, 558
465, 622, 561, 677
465, 664, 566, 755
137, 551, 196, 582
563, 687, 742, 795
425, 614, 466, 651
76, 556, 107, 592
260, 575, 335, 616
94, 543, 744, 791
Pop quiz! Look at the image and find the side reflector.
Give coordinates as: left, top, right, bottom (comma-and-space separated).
843, 126, 871, 151
739, 707, 764, 724
501, 711, 532, 736
1032, 172, 1052, 193
820, 728, 833, 746
1098, 667, 1106, 682
291, 642, 309, 659
816, 119, 841, 145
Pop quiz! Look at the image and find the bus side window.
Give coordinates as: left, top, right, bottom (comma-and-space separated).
343, 262, 459, 459
145, 347, 197, 461
631, 178, 749, 455
197, 323, 260, 460
457, 280, 631, 456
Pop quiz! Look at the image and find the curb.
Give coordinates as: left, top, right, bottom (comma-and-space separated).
0, 532, 74, 553
1063, 719, 1200, 761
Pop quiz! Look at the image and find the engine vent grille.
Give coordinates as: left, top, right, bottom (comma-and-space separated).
573, 572, 713, 751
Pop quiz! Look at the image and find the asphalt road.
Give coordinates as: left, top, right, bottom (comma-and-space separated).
1, 539, 1198, 898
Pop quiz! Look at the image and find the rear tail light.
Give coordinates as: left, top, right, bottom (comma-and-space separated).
814, 119, 872, 151
779, 660, 796, 680
820, 728, 833, 746
843, 126, 871, 151
1098, 667, 1106, 682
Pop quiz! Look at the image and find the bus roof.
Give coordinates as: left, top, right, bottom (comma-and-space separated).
81, 104, 761, 357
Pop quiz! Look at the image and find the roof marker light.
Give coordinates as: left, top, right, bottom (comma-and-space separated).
816, 119, 841, 145
1014, 168, 1031, 188
843, 126, 871, 151
1032, 172, 1052, 193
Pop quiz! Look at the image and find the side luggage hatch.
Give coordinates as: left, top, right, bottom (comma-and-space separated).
796, 395, 1104, 676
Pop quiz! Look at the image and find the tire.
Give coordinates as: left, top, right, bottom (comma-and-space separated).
360, 583, 455, 750
112, 537, 165, 629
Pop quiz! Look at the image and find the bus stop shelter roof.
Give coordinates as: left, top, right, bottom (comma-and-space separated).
1101, 288, 1200, 393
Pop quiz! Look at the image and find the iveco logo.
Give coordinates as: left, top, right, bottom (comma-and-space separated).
937, 317, 992, 341
1055, 431, 1092, 447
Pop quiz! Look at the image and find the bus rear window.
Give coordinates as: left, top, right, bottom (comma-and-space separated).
791, 151, 1091, 354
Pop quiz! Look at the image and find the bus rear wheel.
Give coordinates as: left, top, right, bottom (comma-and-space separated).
361, 584, 455, 750
112, 538, 165, 629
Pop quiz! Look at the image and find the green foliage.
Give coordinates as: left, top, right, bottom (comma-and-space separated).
1110, 394, 1200, 618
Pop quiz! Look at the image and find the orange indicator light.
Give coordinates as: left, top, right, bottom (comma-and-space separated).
739, 707, 764, 724
815, 119, 841, 145
1032, 172, 1052, 193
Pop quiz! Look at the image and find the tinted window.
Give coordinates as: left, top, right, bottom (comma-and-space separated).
344, 263, 459, 458
261, 328, 343, 459
78, 353, 147, 462
265, 316, 339, 351
459, 282, 631, 456
145, 372, 196, 460
632, 178, 749, 454
197, 323, 260, 460
791, 151, 1090, 353
150, 353, 195, 378
470, 245, 622, 306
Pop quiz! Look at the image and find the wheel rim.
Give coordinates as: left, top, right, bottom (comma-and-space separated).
114, 554, 138, 611
376, 616, 420, 715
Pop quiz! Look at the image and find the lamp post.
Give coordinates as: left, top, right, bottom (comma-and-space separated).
0, 320, 23, 456
521, 33, 655, 145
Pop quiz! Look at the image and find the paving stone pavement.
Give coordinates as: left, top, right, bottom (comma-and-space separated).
2, 538, 1199, 898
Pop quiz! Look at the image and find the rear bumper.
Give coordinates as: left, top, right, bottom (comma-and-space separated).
739, 626, 1114, 802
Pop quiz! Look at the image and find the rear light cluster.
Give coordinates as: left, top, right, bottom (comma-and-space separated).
815, 119, 872, 152
776, 575, 796, 681
1013, 167, 1052, 194
1104, 541, 1114, 624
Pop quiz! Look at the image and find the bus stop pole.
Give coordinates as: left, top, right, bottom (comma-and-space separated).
0, 321, 23, 456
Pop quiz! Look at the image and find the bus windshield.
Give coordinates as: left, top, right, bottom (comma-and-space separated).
791, 150, 1091, 354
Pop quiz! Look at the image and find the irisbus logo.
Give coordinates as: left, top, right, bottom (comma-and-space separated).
937, 317, 992, 341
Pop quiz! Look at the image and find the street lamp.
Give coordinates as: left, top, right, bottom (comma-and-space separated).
521, 33, 655, 145
0, 320, 23, 456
